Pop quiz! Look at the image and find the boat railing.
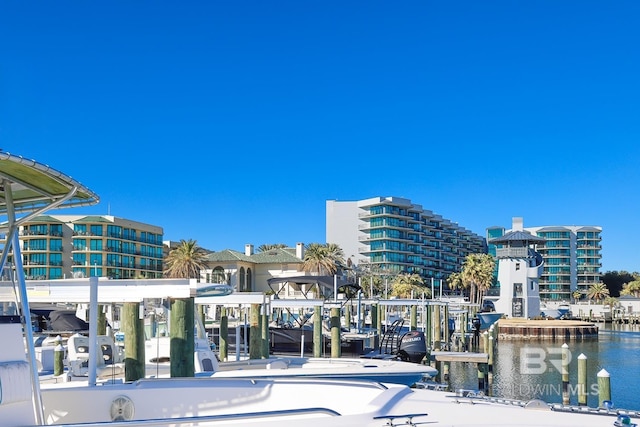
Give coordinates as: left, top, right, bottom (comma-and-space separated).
37, 407, 343, 427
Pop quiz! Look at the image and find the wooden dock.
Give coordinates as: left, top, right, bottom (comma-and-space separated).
497, 319, 598, 340
430, 351, 488, 363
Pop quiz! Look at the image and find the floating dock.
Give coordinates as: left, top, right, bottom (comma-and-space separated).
497, 319, 598, 340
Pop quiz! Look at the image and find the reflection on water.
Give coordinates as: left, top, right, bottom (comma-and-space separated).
446, 323, 640, 411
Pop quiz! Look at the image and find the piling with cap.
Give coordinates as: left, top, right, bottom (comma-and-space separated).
313, 305, 322, 357
561, 343, 570, 405
54, 335, 64, 376
597, 369, 611, 408
577, 353, 587, 406
330, 307, 341, 358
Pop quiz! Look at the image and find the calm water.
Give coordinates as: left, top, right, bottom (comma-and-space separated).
446, 323, 640, 411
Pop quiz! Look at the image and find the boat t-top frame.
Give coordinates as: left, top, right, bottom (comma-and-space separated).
0, 152, 99, 424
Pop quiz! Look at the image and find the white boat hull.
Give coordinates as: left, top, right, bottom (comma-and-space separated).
32, 377, 636, 427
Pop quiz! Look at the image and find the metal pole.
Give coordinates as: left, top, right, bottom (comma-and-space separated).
88, 276, 99, 386
6, 183, 45, 425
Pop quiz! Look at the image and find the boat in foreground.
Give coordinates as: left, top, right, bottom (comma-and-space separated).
1, 151, 638, 426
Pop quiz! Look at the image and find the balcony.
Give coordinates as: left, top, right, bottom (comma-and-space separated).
495, 247, 529, 258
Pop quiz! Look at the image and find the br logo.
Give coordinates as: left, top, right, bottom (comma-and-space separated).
520, 347, 571, 375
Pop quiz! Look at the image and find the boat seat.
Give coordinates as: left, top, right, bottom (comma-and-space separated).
67, 334, 124, 377
0, 322, 36, 426
0, 360, 31, 405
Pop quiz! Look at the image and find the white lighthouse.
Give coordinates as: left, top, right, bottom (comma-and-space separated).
488, 217, 545, 319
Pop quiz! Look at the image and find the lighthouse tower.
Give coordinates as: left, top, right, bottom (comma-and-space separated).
488, 217, 545, 319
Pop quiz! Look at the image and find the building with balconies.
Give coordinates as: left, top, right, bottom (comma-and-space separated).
326, 197, 486, 285
11, 215, 164, 280
487, 219, 602, 302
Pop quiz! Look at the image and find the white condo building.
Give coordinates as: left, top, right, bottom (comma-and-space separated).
326, 197, 486, 284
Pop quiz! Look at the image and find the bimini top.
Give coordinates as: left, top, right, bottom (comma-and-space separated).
0, 152, 99, 217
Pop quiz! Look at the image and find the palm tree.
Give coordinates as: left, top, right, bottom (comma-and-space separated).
603, 296, 618, 309
258, 243, 287, 252
586, 282, 610, 304
301, 243, 345, 275
358, 261, 385, 297
460, 253, 495, 305
621, 280, 640, 297
390, 273, 430, 299
324, 243, 346, 268
164, 239, 208, 279
446, 272, 463, 296
572, 290, 583, 303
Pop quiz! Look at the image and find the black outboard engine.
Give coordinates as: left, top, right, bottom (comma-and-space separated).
396, 330, 427, 363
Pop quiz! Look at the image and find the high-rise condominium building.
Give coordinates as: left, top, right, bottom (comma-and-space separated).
11, 215, 164, 280
487, 221, 602, 301
326, 197, 486, 283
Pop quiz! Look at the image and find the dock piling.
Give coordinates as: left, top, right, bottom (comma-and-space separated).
578, 353, 587, 406
54, 335, 64, 376
219, 307, 228, 361
597, 369, 611, 408
561, 343, 570, 405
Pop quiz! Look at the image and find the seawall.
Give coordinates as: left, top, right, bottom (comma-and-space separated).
497, 319, 598, 341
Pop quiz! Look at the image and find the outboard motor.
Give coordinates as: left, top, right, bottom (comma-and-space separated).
396, 330, 427, 363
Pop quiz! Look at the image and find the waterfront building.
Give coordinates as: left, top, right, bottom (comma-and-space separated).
487, 217, 544, 318
11, 215, 164, 280
200, 243, 306, 294
326, 197, 486, 285
487, 219, 602, 302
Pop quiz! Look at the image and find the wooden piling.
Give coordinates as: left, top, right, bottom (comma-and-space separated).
345, 303, 351, 331
170, 297, 195, 378
123, 301, 145, 381
54, 336, 64, 376
424, 303, 432, 349
488, 335, 494, 388
561, 343, 570, 405
433, 304, 441, 350
478, 362, 486, 393
443, 305, 449, 349
313, 305, 322, 357
597, 369, 611, 408
249, 304, 261, 359
460, 312, 467, 351
261, 309, 269, 359
578, 353, 587, 406
97, 305, 107, 336
330, 307, 341, 358
219, 306, 228, 362
410, 305, 417, 331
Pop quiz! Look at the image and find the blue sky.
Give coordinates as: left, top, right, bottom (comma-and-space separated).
1, 1, 639, 272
